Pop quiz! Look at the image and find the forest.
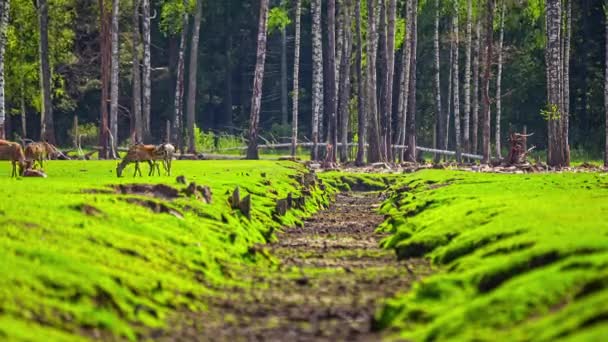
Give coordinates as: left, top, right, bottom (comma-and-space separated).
0, 0, 605, 164
1, 0, 608, 341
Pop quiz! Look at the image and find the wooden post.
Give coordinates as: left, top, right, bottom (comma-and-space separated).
73, 115, 79, 149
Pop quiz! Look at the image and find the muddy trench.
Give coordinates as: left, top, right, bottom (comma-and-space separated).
161, 191, 431, 341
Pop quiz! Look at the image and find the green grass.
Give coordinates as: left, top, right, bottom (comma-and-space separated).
0, 160, 331, 341
375, 170, 608, 341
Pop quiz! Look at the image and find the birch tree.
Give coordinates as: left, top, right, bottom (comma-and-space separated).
142, 0, 151, 140
355, 0, 366, 165
404, 0, 418, 162
464, 0, 472, 153
472, 1, 481, 154
291, 0, 301, 156
311, 0, 323, 160
481, 0, 495, 164
37, 0, 55, 144
109, 0, 120, 157
367, 0, 381, 163
132, 0, 142, 143
397, 0, 413, 162
495, 0, 505, 158
562, 0, 571, 164
99, 0, 110, 158
453, 1, 462, 163
384, 0, 396, 161
327, 0, 338, 162
338, 0, 353, 162
433, 0, 442, 163
246, 0, 270, 159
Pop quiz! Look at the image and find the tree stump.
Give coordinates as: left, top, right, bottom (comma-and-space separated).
506, 132, 535, 165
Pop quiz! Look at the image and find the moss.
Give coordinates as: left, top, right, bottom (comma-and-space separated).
0, 160, 331, 340
376, 170, 608, 341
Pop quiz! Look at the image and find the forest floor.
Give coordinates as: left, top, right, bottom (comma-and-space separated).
160, 191, 432, 341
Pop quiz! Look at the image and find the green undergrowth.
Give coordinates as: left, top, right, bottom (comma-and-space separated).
0, 160, 331, 341
375, 170, 608, 341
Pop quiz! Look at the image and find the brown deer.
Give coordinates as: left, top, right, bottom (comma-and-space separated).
24, 141, 68, 169
0, 139, 28, 177
116, 144, 160, 177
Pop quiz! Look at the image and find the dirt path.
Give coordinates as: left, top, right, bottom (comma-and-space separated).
164, 192, 431, 341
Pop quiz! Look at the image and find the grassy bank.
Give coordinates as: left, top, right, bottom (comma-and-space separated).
376, 170, 608, 341
0, 160, 330, 340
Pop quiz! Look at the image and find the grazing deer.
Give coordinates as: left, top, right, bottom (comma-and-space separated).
24, 142, 59, 169
116, 144, 159, 177
154, 143, 175, 176
0, 139, 28, 177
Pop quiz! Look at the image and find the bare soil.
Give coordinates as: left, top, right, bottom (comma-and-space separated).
159, 192, 431, 341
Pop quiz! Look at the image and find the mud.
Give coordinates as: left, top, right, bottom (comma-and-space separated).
158, 192, 431, 341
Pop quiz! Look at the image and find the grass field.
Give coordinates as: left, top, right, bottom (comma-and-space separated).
0, 160, 330, 340
375, 170, 608, 341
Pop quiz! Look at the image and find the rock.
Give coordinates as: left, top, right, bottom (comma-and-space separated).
196, 185, 212, 204
239, 194, 251, 220
230, 187, 241, 209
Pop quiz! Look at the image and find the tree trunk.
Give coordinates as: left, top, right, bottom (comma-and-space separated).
173, 2, 188, 151
445, 20, 453, 154
246, 0, 270, 160
453, 4, 462, 163
281, 27, 288, 125
326, 0, 337, 162
366, 0, 381, 163
432, 0, 442, 163
38, 0, 55, 144
396, 0, 413, 162
481, 0, 494, 164
472, 6, 481, 154
463, 0, 472, 153
142, 0, 151, 141
99, 0, 111, 158
378, 0, 388, 160
311, 0, 323, 160
495, 0, 505, 158
186, 0, 203, 153
355, 0, 366, 165
605, 2, 608, 168
291, 0, 301, 156
404, 0, 418, 162
132, 0, 142, 143
109, 0, 120, 158
338, 0, 352, 163
546, 0, 567, 167
383, 0, 396, 161
0, 0, 8, 139
20, 82, 26, 138
562, 0, 571, 164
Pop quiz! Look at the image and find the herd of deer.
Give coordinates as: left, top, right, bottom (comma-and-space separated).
0, 139, 175, 178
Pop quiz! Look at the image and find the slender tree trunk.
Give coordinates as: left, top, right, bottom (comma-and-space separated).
463, 0, 472, 153
445, 21, 453, 154
453, 4, 462, 163
99, 0, 111, 158
291, 0, 301, 156
472, 5, 481, 154
378, 0, 388, 160
142, 0, 152, 141
384, 0, 396, 161
404, 0, 418, 162
397, 0, 413, 162
495, 0, 505, 158
605, 2, 608, 168
109, 0, 120, 158
481, 0, 495, 164
338, 0, 352, 163
246, 0, 270, 159
562, 0, 571, 164
132, 0, 142, 143
0, 0, 8, 139
311, 0, 323, 160
433, 0, 442, 163
186, 0, 203, 153
546, 0, 566, 167
21, 82, 26, 138
366, 0, 381, 163
326, 0, 338, 161
173, 3, 188, 151
38, 0, 55, 144
281, 28, 288, 125
355, 0, 366, 165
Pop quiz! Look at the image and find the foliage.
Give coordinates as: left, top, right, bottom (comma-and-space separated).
0, 160, 331, 339
69, 122, 99, 147
268, 6, 291, 34
375, 170, 608, 341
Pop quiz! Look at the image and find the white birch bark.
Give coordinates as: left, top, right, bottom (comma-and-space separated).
464, 0, 472, 152
109, 0, 120, 157
311, 0, 323, 160
291, 0, 301, 156
0, 0, 9, 139
173, 2, 188, 149
453, 3, 462, 162
142, 0, 151, 140
495, 0, 505, 158
186, 0, 202, 153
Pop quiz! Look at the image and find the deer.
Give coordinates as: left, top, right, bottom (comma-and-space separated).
0, 139, 28, 177
154, 143, 175, 176
24, 141, 64, 170
116, 144, 160, 177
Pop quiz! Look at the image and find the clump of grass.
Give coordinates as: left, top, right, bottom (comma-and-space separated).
0, 160, 331, 340
375, 170, 608, 341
